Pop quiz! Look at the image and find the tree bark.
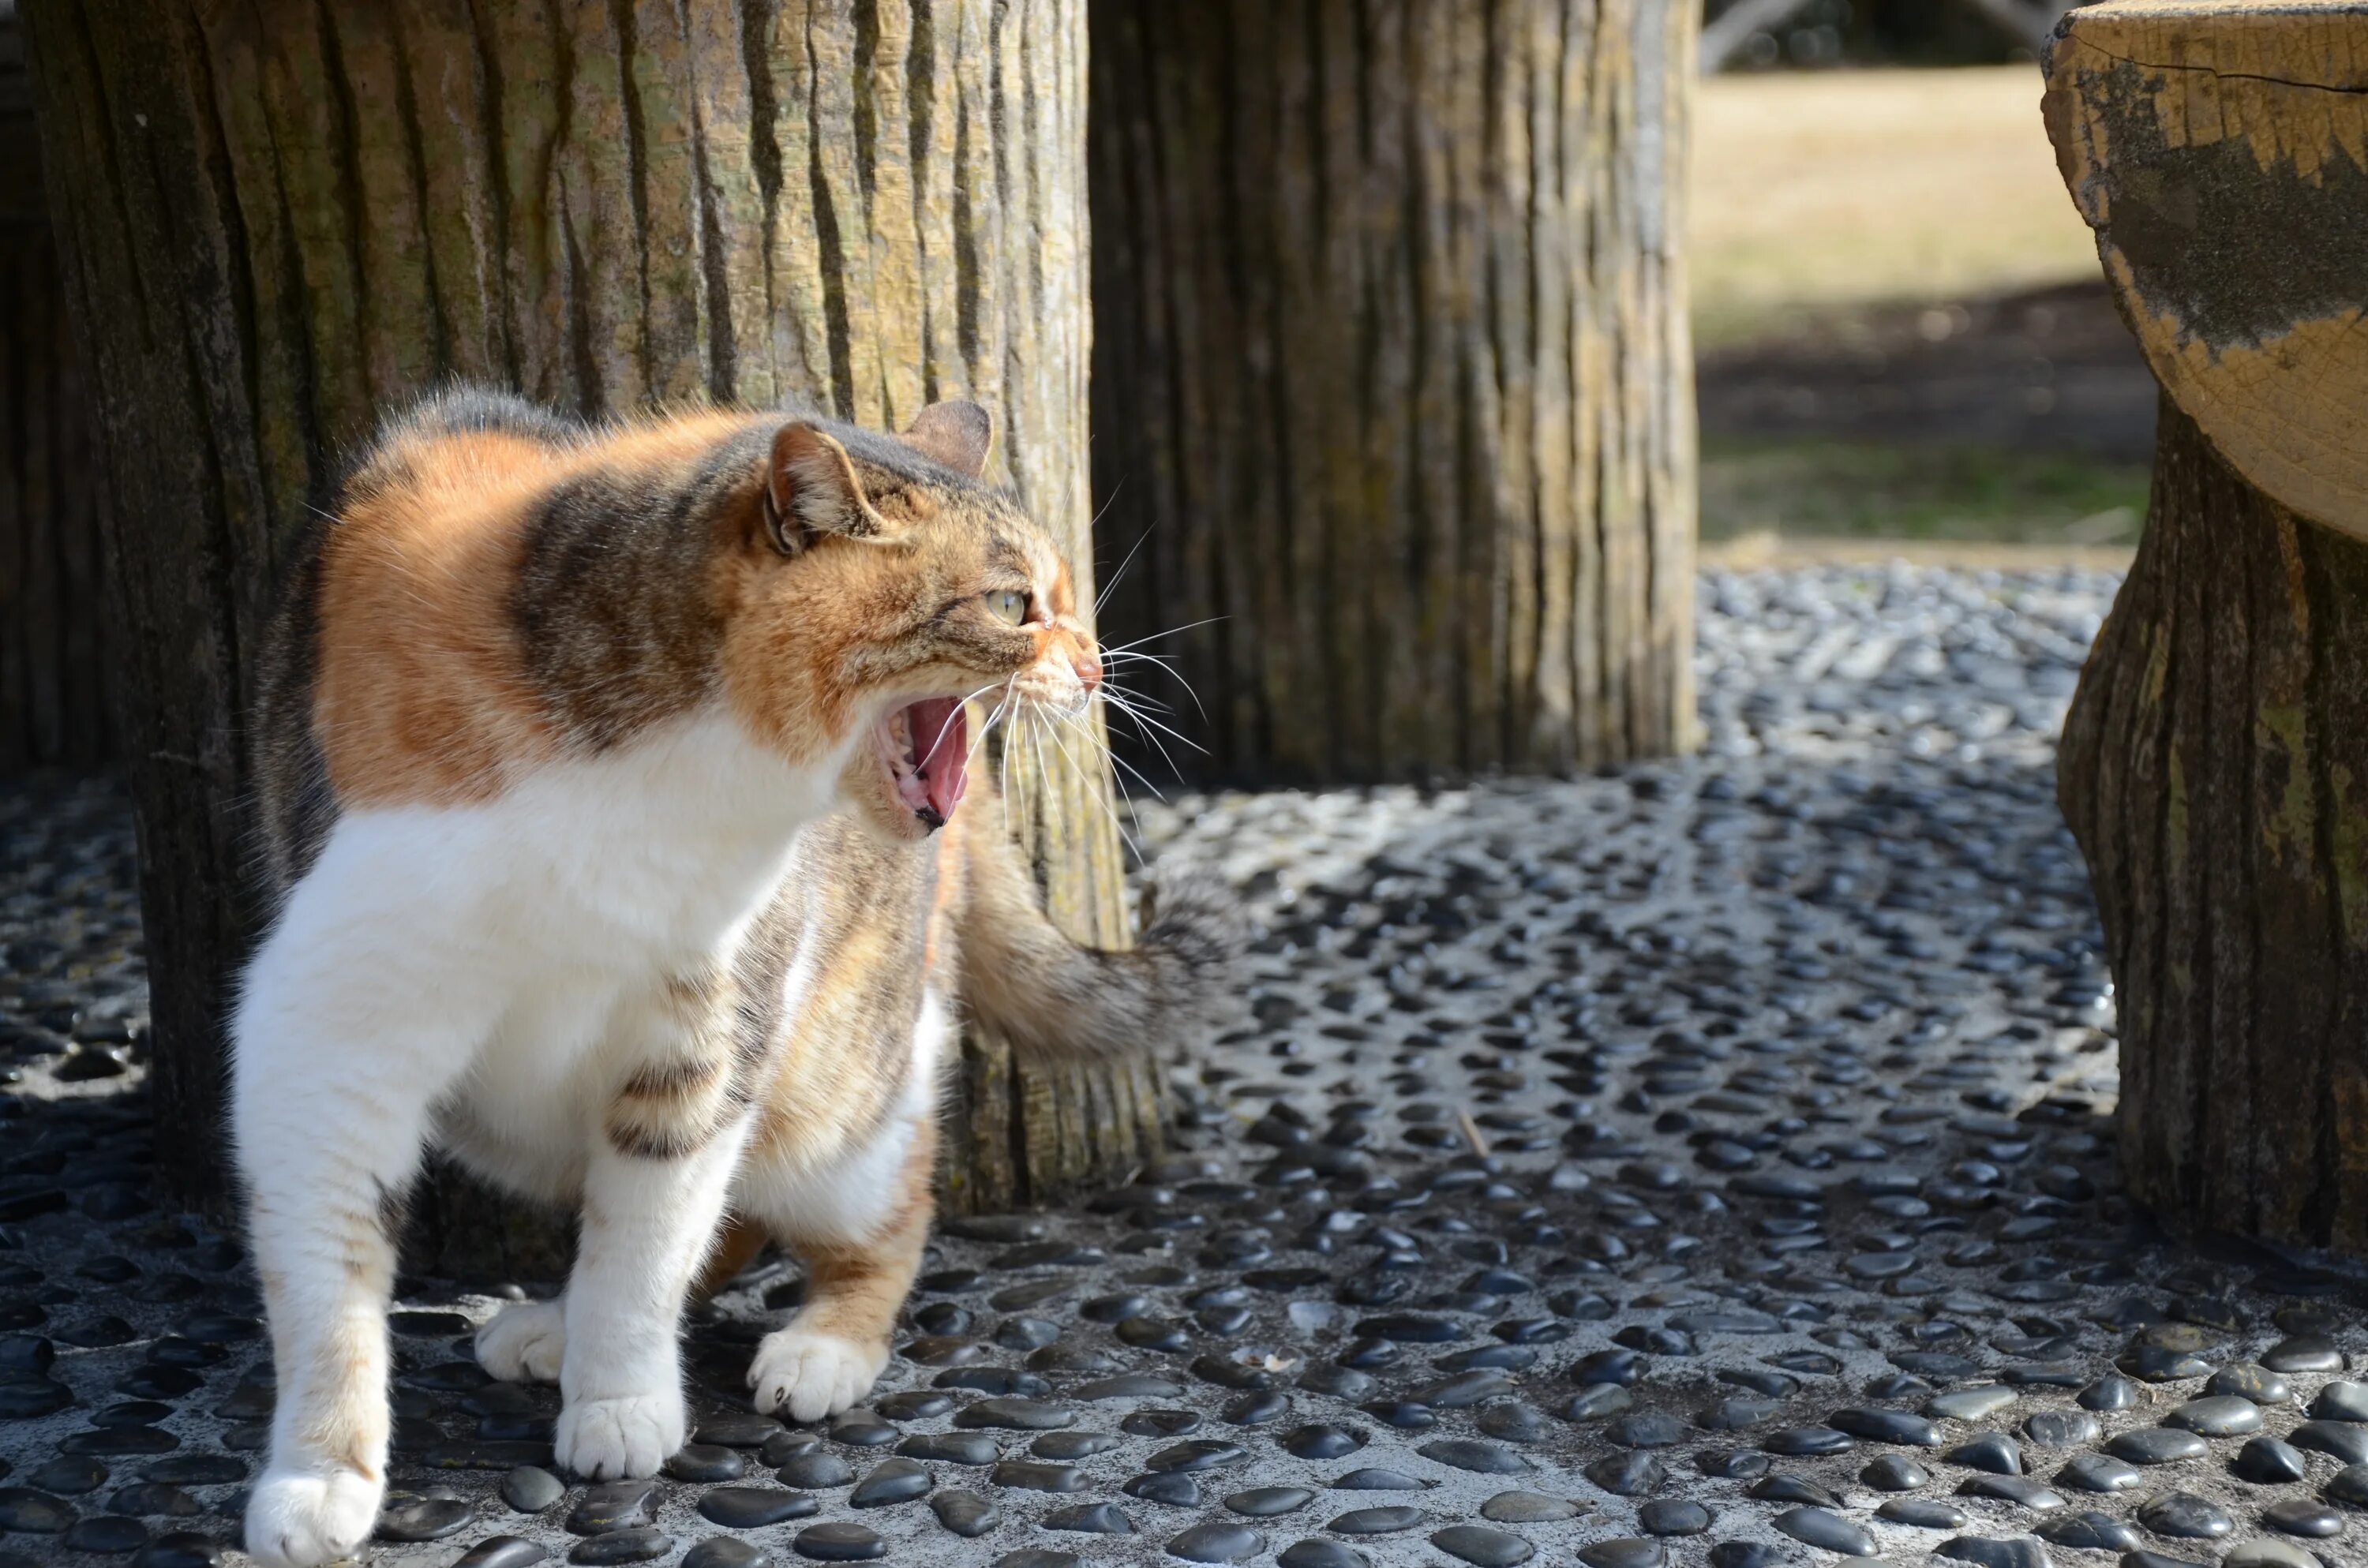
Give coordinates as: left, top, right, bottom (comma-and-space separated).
2048, 1, 2368, 1253
2059, 400, 2368, 1252
24, 0, 1154, 1270
1088, 0, 1697, 785
0, 9, 107, 773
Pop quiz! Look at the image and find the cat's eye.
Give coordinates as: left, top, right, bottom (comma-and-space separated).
987, 589, 1031, 626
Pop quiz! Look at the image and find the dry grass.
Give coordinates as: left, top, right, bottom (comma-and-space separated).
1691, 66, 2101, 348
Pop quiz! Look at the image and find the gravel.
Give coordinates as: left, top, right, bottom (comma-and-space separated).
5, 563, 2367, 1566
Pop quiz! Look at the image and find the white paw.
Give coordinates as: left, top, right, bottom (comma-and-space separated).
244, 1465, 381, 1568
555, 1390, 685, 1480
476, 1299, 566, 1383
747, 1329, 887, 1424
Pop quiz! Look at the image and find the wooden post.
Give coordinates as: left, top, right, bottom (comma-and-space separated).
2048, 0, 2368, 1252
24, 0, 1154, 1264
1088, 0, 1699, 784
0, 8, 106, 773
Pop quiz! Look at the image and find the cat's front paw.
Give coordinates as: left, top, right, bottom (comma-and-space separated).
476, 1298, 567, 1383
747, 1329, 887, 1424
244, 1465, 382, 1568
555, 1390, 684, 1480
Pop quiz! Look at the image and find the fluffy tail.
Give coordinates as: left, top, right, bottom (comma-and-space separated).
955, 812, 1242, 1057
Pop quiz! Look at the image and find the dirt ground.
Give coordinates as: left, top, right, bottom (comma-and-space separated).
1691, 67, 2161, 545
1699, 279, 2158, 465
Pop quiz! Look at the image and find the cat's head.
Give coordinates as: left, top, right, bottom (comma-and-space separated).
718, 402, 1101, 844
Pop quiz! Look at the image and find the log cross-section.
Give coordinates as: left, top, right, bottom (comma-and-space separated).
2044, 0, 2368, 541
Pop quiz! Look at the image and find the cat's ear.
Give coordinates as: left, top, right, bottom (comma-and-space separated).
764, 422, 891, 555
902, 400, 993, 479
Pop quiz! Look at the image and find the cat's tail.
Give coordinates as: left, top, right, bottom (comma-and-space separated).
953, 797, 1243, 1059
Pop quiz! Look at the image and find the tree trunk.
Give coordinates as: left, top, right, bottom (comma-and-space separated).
2048, 2, 2368, 1252
1088, 0, 1697, 785
0, 9, 107, 773
2059, 400, 2368, 1252
24, 0, 1154, 1272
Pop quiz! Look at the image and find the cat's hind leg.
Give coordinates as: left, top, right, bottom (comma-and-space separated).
232, 885, 492, 1568
738, 1105, 936, 1424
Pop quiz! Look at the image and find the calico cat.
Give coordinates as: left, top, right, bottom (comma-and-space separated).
232, 387, 1227, 1567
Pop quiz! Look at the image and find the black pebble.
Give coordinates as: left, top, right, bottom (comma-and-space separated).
848, 1458, 931, 1508
661, 1444, 746, 1484
1637, 1499, 1710, 1536
929, 1490, 1001, 1536
774, 1454, 855, 1489
791, 1522, 885, 1562
1429, 1525, 1533, 1567
1166, 1521, 1268, 1563
2053, 1451, 2141, 1492
2036, 1510, 2140, 1551
126, 1532, 225, 1568
568, 1527, 673, 1565
698, 1487, 818, 1529
566, 1480, 657, 1535
29, 1455, 109, 1494
1878, 1499, 1966, 1529
2263, 1496, 2344, 1537
898, 1431, 998, 1465
454, 1536, 549, 1568
682, 1540, 770, 1568
1125, 1472, 1203, 1507
1772, 1507, 1875, 1556
2235, 1435, 2309, 1484
64, 1517, 149, 1555
1033, 1500, 1129, 1535
2136, 1491, 2233, 1540
2108, 1427, 2209, 1465
1860, 1454, 1931, 1491
375, 1492, 473, 1542
500, 1465, 564, 1514
1277, 1542, 1369, 1568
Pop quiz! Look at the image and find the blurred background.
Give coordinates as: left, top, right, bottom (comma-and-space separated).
1694, 0, 2152, 562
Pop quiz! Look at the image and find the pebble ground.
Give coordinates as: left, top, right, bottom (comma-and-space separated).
3, 564, 2365, 1568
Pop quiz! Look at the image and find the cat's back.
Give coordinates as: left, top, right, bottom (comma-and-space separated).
249, 388, 753, 900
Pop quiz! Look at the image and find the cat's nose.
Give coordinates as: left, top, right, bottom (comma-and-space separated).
1073, 649, 1103, 693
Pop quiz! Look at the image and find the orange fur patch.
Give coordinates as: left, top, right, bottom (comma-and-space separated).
313, 414, 751, 808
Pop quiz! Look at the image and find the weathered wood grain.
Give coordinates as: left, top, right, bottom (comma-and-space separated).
2046, 0, 2368, 541
2049, 0, 2368, 1255
23, 0, 1152, 1247
2059, 399, 2368, 1253
1088, 0, 1699, 784
0, 10, 107, 773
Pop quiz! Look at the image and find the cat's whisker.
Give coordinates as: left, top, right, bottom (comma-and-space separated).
1092, 514, 1149, 619
1095, 646, 1212, 724
1036, 710, 1143, 860
1062, 710, 1171, 805
1095, 688, 1208, 758
1096, 616, 1227, 656
1094, 700, 1191, 787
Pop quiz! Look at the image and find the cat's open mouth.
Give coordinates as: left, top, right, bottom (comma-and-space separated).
879, 698, 969, 829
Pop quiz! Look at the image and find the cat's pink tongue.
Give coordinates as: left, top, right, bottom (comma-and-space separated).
908, 698, 969, 822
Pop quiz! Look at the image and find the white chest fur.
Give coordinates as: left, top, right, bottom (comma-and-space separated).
235, 708, 850, 1194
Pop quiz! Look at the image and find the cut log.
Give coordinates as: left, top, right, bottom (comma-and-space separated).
23, 0, 1152, 1270
2044, 0, 2368, 540
1088, 0, 1699, 784
2049, 0, 2368, 1252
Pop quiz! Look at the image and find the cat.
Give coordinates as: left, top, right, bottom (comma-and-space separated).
232, 386, 1228, 1567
